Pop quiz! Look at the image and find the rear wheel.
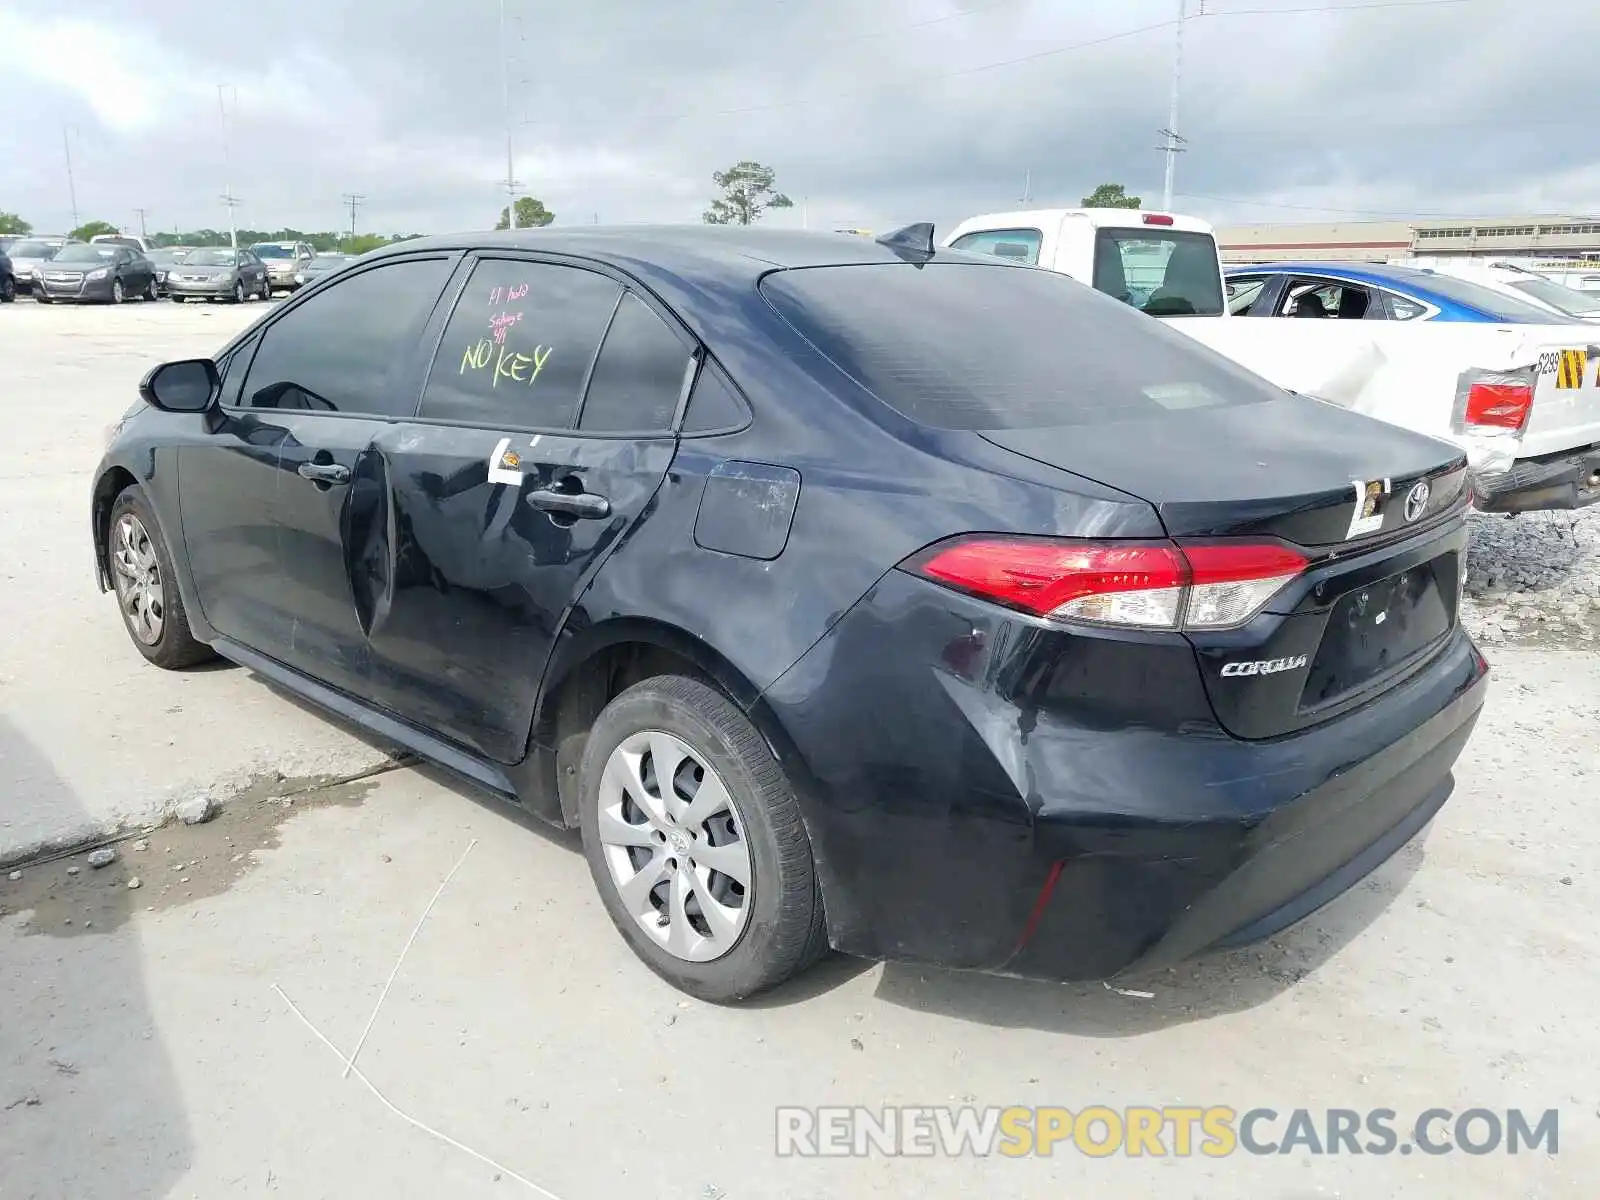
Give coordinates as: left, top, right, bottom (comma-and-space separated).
0, 275, 14, 303
106, 487, 215, 670
579, 675, 826, 1002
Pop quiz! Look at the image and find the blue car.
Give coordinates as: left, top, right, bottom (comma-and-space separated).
1225, 261, 1569, 324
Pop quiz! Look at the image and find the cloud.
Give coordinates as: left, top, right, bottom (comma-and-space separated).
0, 0, 1595, 238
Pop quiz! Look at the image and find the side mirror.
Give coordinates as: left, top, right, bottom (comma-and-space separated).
139, 358, 220, 413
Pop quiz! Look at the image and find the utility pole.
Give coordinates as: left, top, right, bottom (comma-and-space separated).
218, 84, 240, 248
341, 193, 366, 242
133, 208, 150, 239
62, 126, 80, 232
499, 0, 520, 229
1159, 0, 1191, 212
1020, 169, 1033, 206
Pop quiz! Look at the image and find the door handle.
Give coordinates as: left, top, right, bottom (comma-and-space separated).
525, 488, 611, 519
298, 462, 351, 485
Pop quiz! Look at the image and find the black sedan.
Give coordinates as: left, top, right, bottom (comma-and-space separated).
89, 226, 1487, 1001
0, 246, 14, 303
34, 243, 159, 304
165, 247, 271, 303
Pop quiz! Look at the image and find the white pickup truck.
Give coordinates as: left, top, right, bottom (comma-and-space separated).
945, 208, 1600, 512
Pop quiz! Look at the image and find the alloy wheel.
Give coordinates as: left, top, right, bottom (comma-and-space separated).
111, 513, 164, 645
111, 279, 124, 304
596, 730, 753, 962
234, 281, 244, 303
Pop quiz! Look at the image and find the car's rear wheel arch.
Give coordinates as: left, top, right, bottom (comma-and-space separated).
529, 620, 818, 833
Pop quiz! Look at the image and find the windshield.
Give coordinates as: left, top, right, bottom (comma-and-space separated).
8, 240, 57, 259
94, 237, 140, 249
185, 249, 239, 267
760, 262, 1278, 429
53, 244, 115, 263
251, 244, 293, 258
1509, 276, 1600, 317
146, 249, 183, 265
1092, 228, 1224, 317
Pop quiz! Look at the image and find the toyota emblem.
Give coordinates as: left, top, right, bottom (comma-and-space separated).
1404, 480, 1430, 523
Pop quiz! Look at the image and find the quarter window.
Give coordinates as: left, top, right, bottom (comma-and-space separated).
578, 293, 692, 432
420, 259, 622, 429
239, 257, 452, 415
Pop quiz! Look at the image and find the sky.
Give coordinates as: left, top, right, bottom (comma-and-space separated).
2, 0, 1598, 240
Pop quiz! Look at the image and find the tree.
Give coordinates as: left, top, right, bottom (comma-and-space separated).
0, 212, 31, 236
69, 220, 119, 241
495, 197, 554, 230
341, 233, 390, 255
1080, 183, 1141, 209
703, 161, 793, 226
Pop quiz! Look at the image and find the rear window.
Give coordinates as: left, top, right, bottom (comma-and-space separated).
1093, 228, 1223, 316
760, 262, 1281, 430
1384, 269, 1568, 324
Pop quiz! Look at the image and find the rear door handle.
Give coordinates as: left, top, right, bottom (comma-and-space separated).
297, 462, 351, 485
525, 488, 611, 519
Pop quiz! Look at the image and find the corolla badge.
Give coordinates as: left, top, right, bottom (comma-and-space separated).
1220, 654, 1309, 677
1404, 480, 1430, 523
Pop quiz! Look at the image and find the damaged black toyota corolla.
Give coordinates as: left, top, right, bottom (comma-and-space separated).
89, 225, 1488, 1001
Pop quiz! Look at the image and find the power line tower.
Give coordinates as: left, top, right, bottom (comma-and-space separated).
62, 126, 80, 231
133, 208, 150, 239
217, 84, 240, 248
341, 193, 367, 241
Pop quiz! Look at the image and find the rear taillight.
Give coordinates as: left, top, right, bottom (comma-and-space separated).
1465, 380, 1532, 430
905, 537, 1308, 631
1453, 369, 1533, 435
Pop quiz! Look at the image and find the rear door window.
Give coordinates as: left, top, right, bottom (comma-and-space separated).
949, 228, 1043, 266
761, 262, 1281, 430
419, 258, 622, 429
1092, 228, 1224, 316
577, 292, 694, 432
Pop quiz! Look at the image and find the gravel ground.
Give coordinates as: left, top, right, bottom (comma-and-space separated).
1462, 508, 1600, 648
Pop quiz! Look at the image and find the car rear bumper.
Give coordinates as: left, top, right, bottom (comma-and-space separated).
760, 569, 1488, 981
1474, 444, 1600, 512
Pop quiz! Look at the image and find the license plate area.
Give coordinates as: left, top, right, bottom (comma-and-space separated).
1300, 555, 1456, 711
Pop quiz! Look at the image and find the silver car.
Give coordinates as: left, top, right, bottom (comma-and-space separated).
6, 237, 77, 297
248, 240, 316, 293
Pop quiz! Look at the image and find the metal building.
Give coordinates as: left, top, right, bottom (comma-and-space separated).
1217, 216, 1600, 264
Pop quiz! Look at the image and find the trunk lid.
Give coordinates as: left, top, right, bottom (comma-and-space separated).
980, 395, 1472, 739
978, 392, 1468, 546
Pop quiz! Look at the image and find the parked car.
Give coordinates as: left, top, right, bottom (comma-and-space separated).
249, 240, 316, 292
0, 246, 14, 302
0, 234, 20, 255
165, 247, 270, 303
91, 226, 1487, 1001
144, 247, 195, 297
33, 242, 159, 304
6, 236, 74, 296
1392, 258, 1600, 324
292, 253, 356, 287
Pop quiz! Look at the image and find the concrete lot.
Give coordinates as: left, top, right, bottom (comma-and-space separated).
1, 300, 1597, 1198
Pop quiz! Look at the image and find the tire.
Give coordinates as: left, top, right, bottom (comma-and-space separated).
105, 487, 215, 670
578, 675, 826, 1002
171, 295, 185, 304
144, 277, 159, 301
110, 278, 125, 304
231, 280, 245, 304
35, 293, 52, 304
0, 276, 14, 303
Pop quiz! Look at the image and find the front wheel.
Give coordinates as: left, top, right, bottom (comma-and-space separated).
171, 295, 185, 303
105, 488, 215, 670
0, 276, 14, 303
34, 293, 52, 304
144, 277, 159, 301
231, 280, 245, 304
110, 279, 125, 304
579, 675, 826, 1003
